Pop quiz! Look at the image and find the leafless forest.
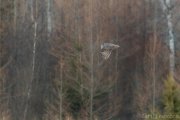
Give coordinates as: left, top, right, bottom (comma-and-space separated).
0, 0, 180, 120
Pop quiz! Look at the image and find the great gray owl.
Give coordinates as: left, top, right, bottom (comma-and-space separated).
100, 43, 119, 60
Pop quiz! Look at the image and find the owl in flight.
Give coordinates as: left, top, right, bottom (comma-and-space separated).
100, 43, 119, 60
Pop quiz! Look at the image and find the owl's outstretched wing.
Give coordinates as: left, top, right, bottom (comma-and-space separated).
101, 50, 112, 60
101, 43, 119, 50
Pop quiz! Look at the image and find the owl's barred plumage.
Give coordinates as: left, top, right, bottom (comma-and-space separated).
101, 50, 111, 60
100, 43, 119, 60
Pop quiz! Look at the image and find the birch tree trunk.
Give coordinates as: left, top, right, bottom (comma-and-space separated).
161, 0, 175, 75
23, 0, 38, 119
46, 0, 52, 36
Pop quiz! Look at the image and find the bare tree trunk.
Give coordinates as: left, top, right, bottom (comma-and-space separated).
59, 60, 63, 120
152, 1, 157, 116
89, 0, 94, 120
13, 0, 17, 34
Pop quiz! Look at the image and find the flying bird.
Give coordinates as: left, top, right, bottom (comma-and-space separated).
100, 43, 119, 60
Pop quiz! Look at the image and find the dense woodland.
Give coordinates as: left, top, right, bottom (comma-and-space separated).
0, 0, 180, 120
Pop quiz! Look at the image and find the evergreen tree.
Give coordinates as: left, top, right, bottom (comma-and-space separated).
146, 75, 180, 120
162, 75, 180, 120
